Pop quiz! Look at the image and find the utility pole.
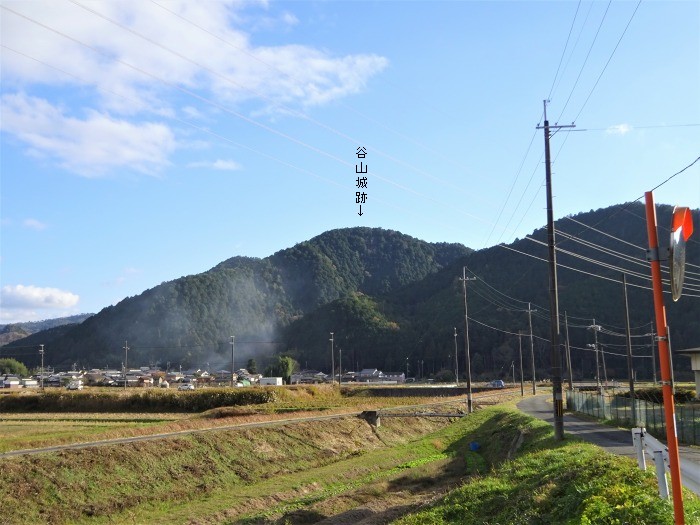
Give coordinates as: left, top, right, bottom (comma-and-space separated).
518, 332, 524, 396
588, 321, 602, 393
231, 335, 236, 388
39, 344, 44, 391
527, 303, 536, 395
329, 332, 335, 385
453, 327, 459, 386
536, 100, 572, 441
460, 267, 477, 412
339, 348, 342, 385
123, 340, 129, 390
564, 311, 573, 390
622, 274, 636, 426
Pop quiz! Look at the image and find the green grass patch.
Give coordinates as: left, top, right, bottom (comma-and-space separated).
394, 414, 700, 525
3, 400, 695, 525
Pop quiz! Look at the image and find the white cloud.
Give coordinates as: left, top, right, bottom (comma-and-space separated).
282, 12, 299, 26
1, 284, 79, 309
188, 159, 241, 171
606, 124, 633, 135
1, 1, 388, 113
182, 106, 206, 120
23, 218, 47, 230
1, 93, 176, 176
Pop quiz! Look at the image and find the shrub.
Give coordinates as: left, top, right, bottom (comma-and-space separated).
0, 388, 277, 413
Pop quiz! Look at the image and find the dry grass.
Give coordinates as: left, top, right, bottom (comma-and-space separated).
0, 385, 492, 454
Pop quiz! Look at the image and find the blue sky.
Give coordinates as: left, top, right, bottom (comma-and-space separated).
1, 0, 699, 324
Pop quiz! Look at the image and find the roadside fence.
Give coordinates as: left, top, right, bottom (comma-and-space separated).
566, 389, 700, 446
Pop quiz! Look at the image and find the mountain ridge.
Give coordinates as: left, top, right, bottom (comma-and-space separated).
4, 203, 698, 382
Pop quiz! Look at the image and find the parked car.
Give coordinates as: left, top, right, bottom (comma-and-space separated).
487, 380, 505, 389
66, 381, 84, 390
177, 384, 195, 391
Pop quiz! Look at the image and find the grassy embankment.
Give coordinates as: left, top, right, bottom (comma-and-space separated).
0, 385, 468, 453
2, 386, 699, 524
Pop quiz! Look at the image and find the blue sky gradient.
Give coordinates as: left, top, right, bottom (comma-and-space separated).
1, 0, 699, 323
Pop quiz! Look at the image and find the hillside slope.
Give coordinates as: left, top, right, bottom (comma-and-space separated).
7, 228, 470, 369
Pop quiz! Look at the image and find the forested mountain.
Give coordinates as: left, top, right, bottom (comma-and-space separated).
5, 228, 470, 370
6, 203, 698, 381
282, 202, 699, 381
0, 314, 92, 347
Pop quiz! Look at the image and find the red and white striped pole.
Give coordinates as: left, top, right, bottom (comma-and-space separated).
644, 191, 684, 524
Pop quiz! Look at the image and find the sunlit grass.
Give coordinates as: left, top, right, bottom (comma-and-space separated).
0, 385, 494, 453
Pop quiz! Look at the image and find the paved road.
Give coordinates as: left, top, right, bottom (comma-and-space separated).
518, 395, 700, 495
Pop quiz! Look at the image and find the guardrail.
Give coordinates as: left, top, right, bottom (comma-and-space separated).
631, 427, 700, 497
568, 389, 700, 446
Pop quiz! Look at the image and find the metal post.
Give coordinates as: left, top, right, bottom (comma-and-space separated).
651, 323, 658, 384
39, 344, 44, 391
645, 191, 684, 523
590, 322, 602, 393
230, 336, 235, 387
622, 274, 636, 426
528, 303, 536, 395
329, 332, 335, 385
339, 347, 342, 385
668, 326, 676, 396
518, 332, 524, 396
601, 342, 609, 387
123, 340, 129, 390
453, 327, 459, 386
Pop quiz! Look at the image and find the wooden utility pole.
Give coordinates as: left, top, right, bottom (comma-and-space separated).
622, 274, 636, 426
518, 332, 524, 396
528, 303, 536, 395
537, 100, 574, 441
230, 336, 235, 387
329, 332, 335, 385
460, 267, 476, 412
564, 312, 573, 390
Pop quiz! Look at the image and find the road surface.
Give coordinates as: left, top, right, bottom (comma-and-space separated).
518, 394, 700, 495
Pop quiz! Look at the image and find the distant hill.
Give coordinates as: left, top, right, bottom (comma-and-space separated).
6, 228, 471, 370
0, 314, 92, 347
6, 204, 698, 381
282, 202, 699, 381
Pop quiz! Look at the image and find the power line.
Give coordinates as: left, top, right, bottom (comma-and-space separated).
556, 0, 612, 122
0, 4, 498, 230
549, 0, 596, 102
563, 216, 646, 252
148, 0, 486, 192
67, 0, 508, 206
573, 0, 643, 123
647, 156, 700, 194
498, 242, 700, 298
548, 0, 583, 101
526, 235, 700, 293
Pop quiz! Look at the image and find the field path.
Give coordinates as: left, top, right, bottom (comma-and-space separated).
0, 411, 357, 458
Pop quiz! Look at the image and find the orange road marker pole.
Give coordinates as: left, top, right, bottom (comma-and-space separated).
644, 191, 684, 524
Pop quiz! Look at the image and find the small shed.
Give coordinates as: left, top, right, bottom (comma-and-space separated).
259, 377, 283, 386
677, 347, 700, 397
